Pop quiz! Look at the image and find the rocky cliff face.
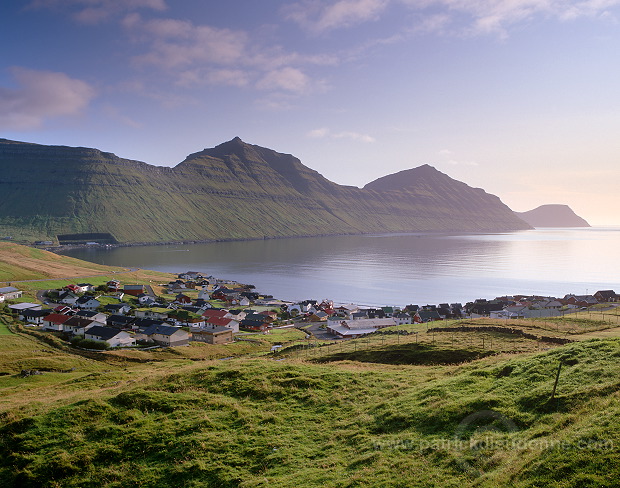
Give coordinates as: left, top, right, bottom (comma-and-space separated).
0, 137, 531, 243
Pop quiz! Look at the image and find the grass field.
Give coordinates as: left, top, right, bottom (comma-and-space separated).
2, 309, 620, 487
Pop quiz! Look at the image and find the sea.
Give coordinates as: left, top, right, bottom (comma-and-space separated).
61, 227, 620, 307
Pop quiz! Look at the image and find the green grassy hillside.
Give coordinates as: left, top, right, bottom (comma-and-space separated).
0, 137, 531, 244
0, 242, 126, 282
1, 312, 619, 487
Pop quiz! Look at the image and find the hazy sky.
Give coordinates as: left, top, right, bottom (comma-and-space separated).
2, 1, 619, 225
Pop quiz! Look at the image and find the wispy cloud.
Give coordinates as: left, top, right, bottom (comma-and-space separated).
307, 127, 376, 142
0, 67, 96, 130
123, 13, 333, 98
283, 0, 389, 32
27, 0, 167, 23
286, 0, 620, 37
437, 148, 478, 166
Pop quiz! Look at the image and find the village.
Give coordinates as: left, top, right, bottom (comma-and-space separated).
0, 273, 618, 350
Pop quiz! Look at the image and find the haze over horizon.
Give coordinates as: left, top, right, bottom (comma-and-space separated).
2, 1, 619, 225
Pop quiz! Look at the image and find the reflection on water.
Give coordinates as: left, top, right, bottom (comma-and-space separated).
63, 228, 620, 306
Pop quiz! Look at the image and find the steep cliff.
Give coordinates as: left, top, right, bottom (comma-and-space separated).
0, 137, 531, 243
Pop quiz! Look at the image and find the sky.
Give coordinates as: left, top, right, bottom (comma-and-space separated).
1, 0, 620, 225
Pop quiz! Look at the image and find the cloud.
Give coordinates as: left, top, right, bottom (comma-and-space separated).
0, 67, 96, 130
27, 0, 167, 23
400, 0, 620, 36
308, 127, 330, 138
257, 67, 312, 93
124, 14, 332, 98
284, 0, 390, 32
307, 127, 376, 142
285, 0, 620, 37
129, 16, 248, 69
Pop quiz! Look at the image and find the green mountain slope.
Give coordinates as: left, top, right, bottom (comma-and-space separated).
1, 336, 619, 487
0, 137, 530, 243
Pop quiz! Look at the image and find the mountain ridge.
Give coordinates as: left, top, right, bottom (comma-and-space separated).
0, 137, 531, 243
515, 204, 590, 228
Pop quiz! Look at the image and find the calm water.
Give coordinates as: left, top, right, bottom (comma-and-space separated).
62, 228, 620, 307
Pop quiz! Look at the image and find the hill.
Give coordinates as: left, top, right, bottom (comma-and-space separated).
0, 242, 123, 282
0, 137, 530, 244
515, 204, 590, 228
2, 310, 620, 487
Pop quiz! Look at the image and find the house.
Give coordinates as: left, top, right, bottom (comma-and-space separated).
134, 308, 170, 320
137, 293, 157, 306
58, 291, 79, 306
9, 302, 42, 313
564, 294, 598, 307
106, 280, 121, 292
53, 305, 74, 315
65, 284, 81, 294
75, 295, 101, 311
0, 286, 23, 300
84, 326, 135, 347
63, 316, 99, 336
42, 313, 72, 331
393, 313, 412, 325
239, 318, 270, 332
142, 324, 189, 347
594, 290, 618, 303
76, 283, 95, 293
133, 318, 167, 331
104, 303, 132, 315
327, 318, 397, 338
178, 271, 203, 280
191, 326, 233, 344
20, 309, 53, 325
74, 310, 108, 323
174, 294, 192, 305
414, 310, 442, 323
106, 314, 135, 329
204, 316, 240, 333
123, 284, 145, 297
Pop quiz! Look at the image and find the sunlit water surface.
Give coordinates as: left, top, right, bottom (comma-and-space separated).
62, 228, 620, 306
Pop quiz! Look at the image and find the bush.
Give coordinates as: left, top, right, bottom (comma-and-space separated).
70, 337, 109, 350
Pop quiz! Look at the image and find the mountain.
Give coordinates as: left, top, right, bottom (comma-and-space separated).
0, 137, 530, 244
515, 204, 590, 228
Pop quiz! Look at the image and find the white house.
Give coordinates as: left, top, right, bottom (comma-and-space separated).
141, 324, 189, 347
75, 296, 101, 311
0, 286, 22, 300
327, 318, 397, 338
58, 291, 79, 306
85, 326, 135, 347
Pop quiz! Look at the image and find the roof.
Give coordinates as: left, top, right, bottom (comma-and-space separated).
205, 317, 234, 327
64, 316, 95, 328
328, 324, 378, 336
9, 302, 41, 311
75, 310, 100, 318
203, 309, 229, 318
21, 309, 51, 317
43, 313, 72, 324
76, 296, 99, 304
107, 314, 134, 325
143, 324, 183, 337
86, 326, 123, 340
0, 286, 19, 294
